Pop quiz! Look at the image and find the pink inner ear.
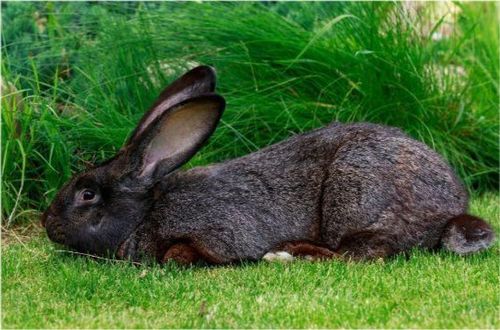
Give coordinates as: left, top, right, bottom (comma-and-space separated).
135, 94, 187, 141
130, 66, 216, 142
140, 102, 219, 177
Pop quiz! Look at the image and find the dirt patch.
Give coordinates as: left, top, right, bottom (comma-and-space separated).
2, 222, 45, 248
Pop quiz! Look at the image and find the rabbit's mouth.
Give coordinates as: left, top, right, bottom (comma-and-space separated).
42, 210, 67, 245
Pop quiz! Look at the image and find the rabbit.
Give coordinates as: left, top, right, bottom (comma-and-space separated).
42, 65, 495, 265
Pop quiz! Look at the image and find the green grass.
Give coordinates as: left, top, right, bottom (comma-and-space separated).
1, 2, 499, 225
2, 193, 499, 328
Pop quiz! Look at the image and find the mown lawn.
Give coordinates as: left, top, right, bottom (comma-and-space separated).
2, 194, 498, 329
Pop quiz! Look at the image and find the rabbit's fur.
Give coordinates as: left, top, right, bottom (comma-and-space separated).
42, 66, 495, 264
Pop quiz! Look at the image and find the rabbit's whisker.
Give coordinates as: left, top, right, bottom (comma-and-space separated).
54, 249, 142, 265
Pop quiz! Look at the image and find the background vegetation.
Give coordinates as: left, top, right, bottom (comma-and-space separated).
2, 2, 498, 225
1, 2, 499, 328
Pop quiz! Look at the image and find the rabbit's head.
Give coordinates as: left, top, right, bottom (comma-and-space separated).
41, 66, 225, 257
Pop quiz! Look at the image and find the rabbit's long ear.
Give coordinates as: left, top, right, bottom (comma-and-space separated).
128, 66, 216, 143
130, 94, 225, 181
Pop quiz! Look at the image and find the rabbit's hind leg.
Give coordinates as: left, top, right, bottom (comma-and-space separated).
263, 241, 339, 262
335, 231, 401, 260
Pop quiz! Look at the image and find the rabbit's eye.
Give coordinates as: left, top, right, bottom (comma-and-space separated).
82, 189, 96, 201
75, 188, 99, 207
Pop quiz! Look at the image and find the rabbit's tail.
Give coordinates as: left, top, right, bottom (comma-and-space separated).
441, 214, 495, 255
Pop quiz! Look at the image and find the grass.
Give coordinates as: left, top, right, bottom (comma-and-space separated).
2, 193, 499, 328
1, 2, 499, 224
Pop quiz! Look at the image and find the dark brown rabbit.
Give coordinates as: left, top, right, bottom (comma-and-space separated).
42, 66, 495, 265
